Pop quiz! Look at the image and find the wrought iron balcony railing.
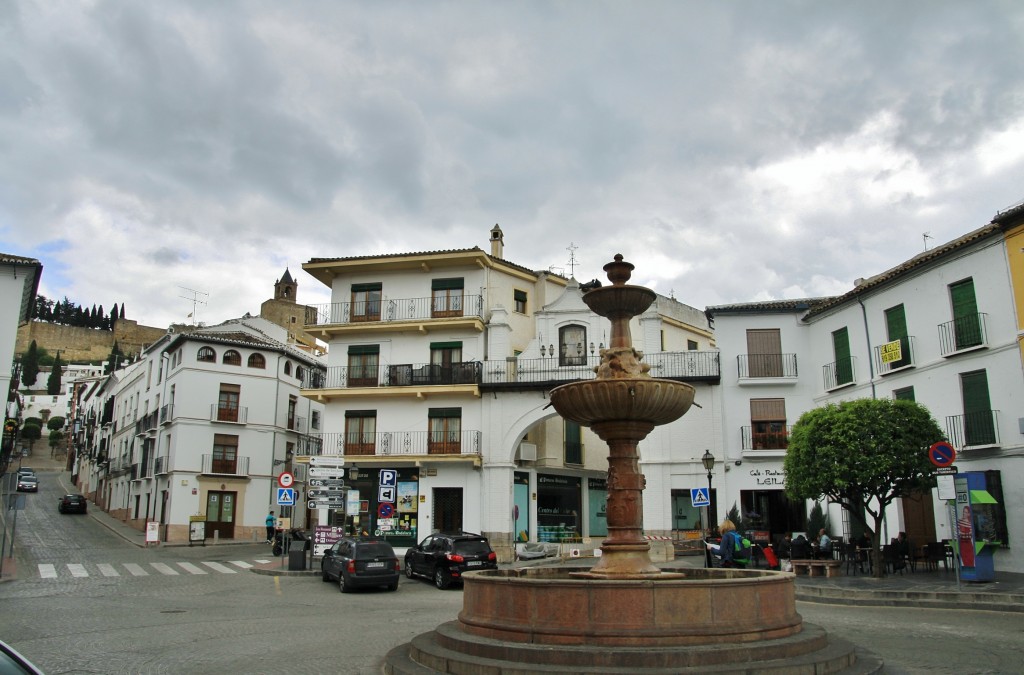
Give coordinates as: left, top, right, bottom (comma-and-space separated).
946, 410, 999, 449
200, 454, 251, 476
481, 351, 720, 386
210, 405, 248, 424
304, 361, 482, 389
159, 404, 174, 425
296, 431, 482, 458
874, 336, 916, 374
135, 411, 160, 436
737, 353, 798, 379
308, 294, 484, 327
822, 356, 857, 391
741, 426, 793, 450
938, 313, 988, 356
154, 455, 169, 475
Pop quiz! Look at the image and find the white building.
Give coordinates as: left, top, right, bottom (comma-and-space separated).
1, 253, 42, 466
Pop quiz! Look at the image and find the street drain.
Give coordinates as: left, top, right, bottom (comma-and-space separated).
160, 610, 186, 614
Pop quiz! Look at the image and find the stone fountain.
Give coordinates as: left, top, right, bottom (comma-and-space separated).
385, 256, 880, 674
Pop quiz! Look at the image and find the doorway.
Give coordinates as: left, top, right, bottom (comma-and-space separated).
205, 491, 237, 540
433, 488, 463, 533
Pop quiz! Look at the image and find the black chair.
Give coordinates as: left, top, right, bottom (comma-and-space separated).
923, 542, 944, 572
882, 544, 904, 575
841, 542, 860, 575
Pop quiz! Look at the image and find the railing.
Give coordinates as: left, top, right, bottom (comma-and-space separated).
154, 455, 168, 475
946, 410, 999, 449
200, 454, 251, 476
134, 411, 160, 436
741, 426, 793, 450
129, 463, 138, 481
288, 416, 307, 433
210, 405, 248, 424
822, 356, 857, 391
304, 361, 483, 389
737, 353, 798, 379
480, 351, 720, 385
938, 313, 988, 355
296, 431, 482, 458
159, 404, 174, 425
308, 294, 485, 327
874, 336, 916, 374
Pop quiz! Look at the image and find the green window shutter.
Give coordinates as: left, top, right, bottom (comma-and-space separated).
893, 387, 915, 401
950, 279, 981, 349
513, 290, 527, 302
344, 410, 377, 418
347, 344, 380, 355
884, 305, 910, 368
429, 342, 463, 350
351, 282, 382, 293
431, 278, 464, 290
428, 407, 461, 418
832, 327, 852, 385
961, 370, 995, 445
565, 421, 582, 465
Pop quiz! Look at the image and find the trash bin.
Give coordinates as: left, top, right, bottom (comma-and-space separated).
288, 547, 307, 571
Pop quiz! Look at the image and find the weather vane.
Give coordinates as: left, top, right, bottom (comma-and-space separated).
567, 242, 579, 277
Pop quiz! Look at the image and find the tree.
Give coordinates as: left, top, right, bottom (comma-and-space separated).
21, 422, 41, 453
806, 501, 830, 538
111, 303, 120, 324
47, 416, 66, 431
48, 429, 65, 456
21, 340, 40, 387
726, 503, 744, 533
784, 398, 944, 578
47, 352, 63, 395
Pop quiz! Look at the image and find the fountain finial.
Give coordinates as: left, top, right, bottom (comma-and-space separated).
603, 254, 633, 286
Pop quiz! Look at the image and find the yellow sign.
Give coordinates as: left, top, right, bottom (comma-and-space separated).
880, 340, 903, 364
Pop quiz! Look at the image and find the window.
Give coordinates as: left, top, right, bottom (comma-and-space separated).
884, 304, 910, 368
513, 289, 527, 314
559, 325, 587, 366
687, 340, 698, 351
428, 408, 462, 454
284, 361, 292, 376
430, 341, 469, 384
287, 395, 297, 430
223, 350, 241, 366
351, 282, 382, 322
347, 345, 380, 387
217, 384, 240, 423
311, 410, 321, 430
197, 347, 216, 362
750, 398, 788, 449
431, 278, 464, 318
247, 353, 266, 369
344, 410, 376, 456
893, 386, 915, 401
949, 278, 983, 350
564, 421, 583, 465
296, 366, 304, 381
830, 327, 854, 387
960, 370, 996, 446
212, 434, 238, 474
745, 329, 782, 377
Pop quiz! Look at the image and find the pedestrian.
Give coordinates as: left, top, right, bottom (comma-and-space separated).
265, 511, 276, 543
709, 518, 750, 568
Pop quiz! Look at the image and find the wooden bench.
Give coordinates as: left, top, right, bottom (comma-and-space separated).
790, 559, 842, 577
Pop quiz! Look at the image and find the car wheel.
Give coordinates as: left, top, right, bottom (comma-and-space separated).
58, 506, 64, 514
321, 565, 331, 582
339, 573, 350, 593
404, 560, 415, 579
387, 582, 398, 592
433, 567, 451, 590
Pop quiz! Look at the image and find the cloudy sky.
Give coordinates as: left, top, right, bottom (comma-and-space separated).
2, 1, 1023, 331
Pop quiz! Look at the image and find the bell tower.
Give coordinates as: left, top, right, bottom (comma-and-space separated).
274, 268, 297, 302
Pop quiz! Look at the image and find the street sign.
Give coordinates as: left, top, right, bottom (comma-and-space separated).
690, 487, 710, 508
308, 501, 334, 510
308, 478, 345, 488
308, 489, 345, 498
276, 487, 295, 506
277, 472, 294, 488
308, 467, 346, 478
928, 441, 957, 467
309, 455, 345, 467
935, 466, 959, 475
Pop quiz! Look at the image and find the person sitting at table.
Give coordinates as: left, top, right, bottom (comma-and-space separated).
892, 531, 910, 571
816, 528, 832, 560
776, 533, 793, 560
790, 533, 810, 559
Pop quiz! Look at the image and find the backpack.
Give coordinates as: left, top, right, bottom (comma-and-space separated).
730, 531, 752, 562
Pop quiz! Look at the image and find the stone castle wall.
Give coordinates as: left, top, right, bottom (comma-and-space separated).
15, 319, 167, 362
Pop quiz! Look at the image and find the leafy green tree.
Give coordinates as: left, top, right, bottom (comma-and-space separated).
784, 398, 944, 578
21, 340, 40, 387
21, 422, 41, 452
726, 503, 744, 533
48, 429, 65, 456
23, 417, 42, 428
47, 416, 66, 431
806, 501, 830, 539
46, 352, 63, 395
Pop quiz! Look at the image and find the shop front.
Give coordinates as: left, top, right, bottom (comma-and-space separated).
537, 474, 581, 542
338, 467, 420, 548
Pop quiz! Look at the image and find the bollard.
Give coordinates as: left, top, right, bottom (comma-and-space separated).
214, 531, 220, 545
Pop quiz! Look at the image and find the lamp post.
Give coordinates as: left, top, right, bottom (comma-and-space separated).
702, 449, 716, 531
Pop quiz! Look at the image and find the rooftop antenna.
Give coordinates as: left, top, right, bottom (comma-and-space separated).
179, 286, 208, 326
923, 232, 933, 251
566, 242, 579, 278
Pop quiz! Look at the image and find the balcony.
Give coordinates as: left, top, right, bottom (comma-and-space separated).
297, 431, 482, 461
938, 313, 988, 356
200, 454, 251, 476
874, 337, 916, 375
741, 426, 793, 451
946, 410, 1000, 449
306, 361, 482, 390
288, 416, 307, 433
154, 455, 169, 475
737, 354, 798, 381
823, 356, 857, 391
306, 294, 485, 336
159, 404, 174, 425
480, 351, 720, 390
210, 404, 248, 424
134, 411, 160, 436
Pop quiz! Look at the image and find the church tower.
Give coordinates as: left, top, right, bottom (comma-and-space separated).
274, 268, 298, 302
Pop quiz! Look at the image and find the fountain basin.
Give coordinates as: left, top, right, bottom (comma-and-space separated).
549, 378, 695, 431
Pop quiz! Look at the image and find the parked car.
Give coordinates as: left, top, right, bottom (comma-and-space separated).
16, 475, 38, 492
16, 467, 35, 477
404, 532, 498, 589
58, 494, 88, 514
0, 639, 44, 674
320, 537, 400, 592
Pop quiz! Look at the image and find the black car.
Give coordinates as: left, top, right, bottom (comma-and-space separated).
404, 532, 498, 589
16, 475, 38, 492
320, 538, 400, 592
58, 494, 88, 514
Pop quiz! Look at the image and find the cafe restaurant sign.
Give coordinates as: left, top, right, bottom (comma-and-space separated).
750, 468, 785, 486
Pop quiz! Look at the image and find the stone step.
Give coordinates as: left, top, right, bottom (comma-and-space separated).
796, 587, 1024, 613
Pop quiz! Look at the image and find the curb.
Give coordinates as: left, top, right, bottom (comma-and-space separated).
795, 586, 1024, 613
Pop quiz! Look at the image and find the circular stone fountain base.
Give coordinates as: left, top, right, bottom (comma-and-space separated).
383, 568, 883, 674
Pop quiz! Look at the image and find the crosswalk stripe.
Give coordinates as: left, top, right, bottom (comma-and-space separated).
97, 564, 119, 577
123, 563, 148, 576
150, 562, 179, 576
229, 561, 253, 569
176, 562, 207, 575
254, 559, 272, 564
201, 561, 236, 574
67, 564, 88, 578
38, 564, 57, 578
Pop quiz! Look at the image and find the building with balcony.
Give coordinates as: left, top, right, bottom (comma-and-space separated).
301, 225, 719, 561
73, 315, 325, 543
708, 213, 1024, 574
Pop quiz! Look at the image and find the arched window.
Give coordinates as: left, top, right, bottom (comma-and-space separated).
197, 347, 216, 362
223, 350, 242, 366
284, 361, 292, 376
296, 366, 305, 381
247, 353, 266, 369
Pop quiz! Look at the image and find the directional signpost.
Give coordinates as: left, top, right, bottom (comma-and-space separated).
307, 456, 346, 510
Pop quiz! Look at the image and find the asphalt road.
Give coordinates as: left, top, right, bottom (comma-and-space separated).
1, 471, 1022, 674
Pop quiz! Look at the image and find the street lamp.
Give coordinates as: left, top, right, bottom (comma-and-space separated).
702, 449, 716, 530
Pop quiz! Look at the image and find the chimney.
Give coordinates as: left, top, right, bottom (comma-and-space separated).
490, 224, 504, 258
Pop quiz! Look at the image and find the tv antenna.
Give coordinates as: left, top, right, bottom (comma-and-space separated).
923, 232, 933, 251
179, 286, 208, 325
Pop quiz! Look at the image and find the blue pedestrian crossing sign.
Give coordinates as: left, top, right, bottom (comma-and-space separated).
690, 487, 710, 508
276, 488, 295, 506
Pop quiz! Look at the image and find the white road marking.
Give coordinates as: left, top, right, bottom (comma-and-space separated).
38, 564, 57, 578
150, 562, 179, 575
123, 563, 148, 576
67, 564, 88, 578
201, 561, 236, 574
97, 564, 119, 577
176, 562, 207, 575
229, 561, 253, 569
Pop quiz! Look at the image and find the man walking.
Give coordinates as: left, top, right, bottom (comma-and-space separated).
265, 511, 276, 543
